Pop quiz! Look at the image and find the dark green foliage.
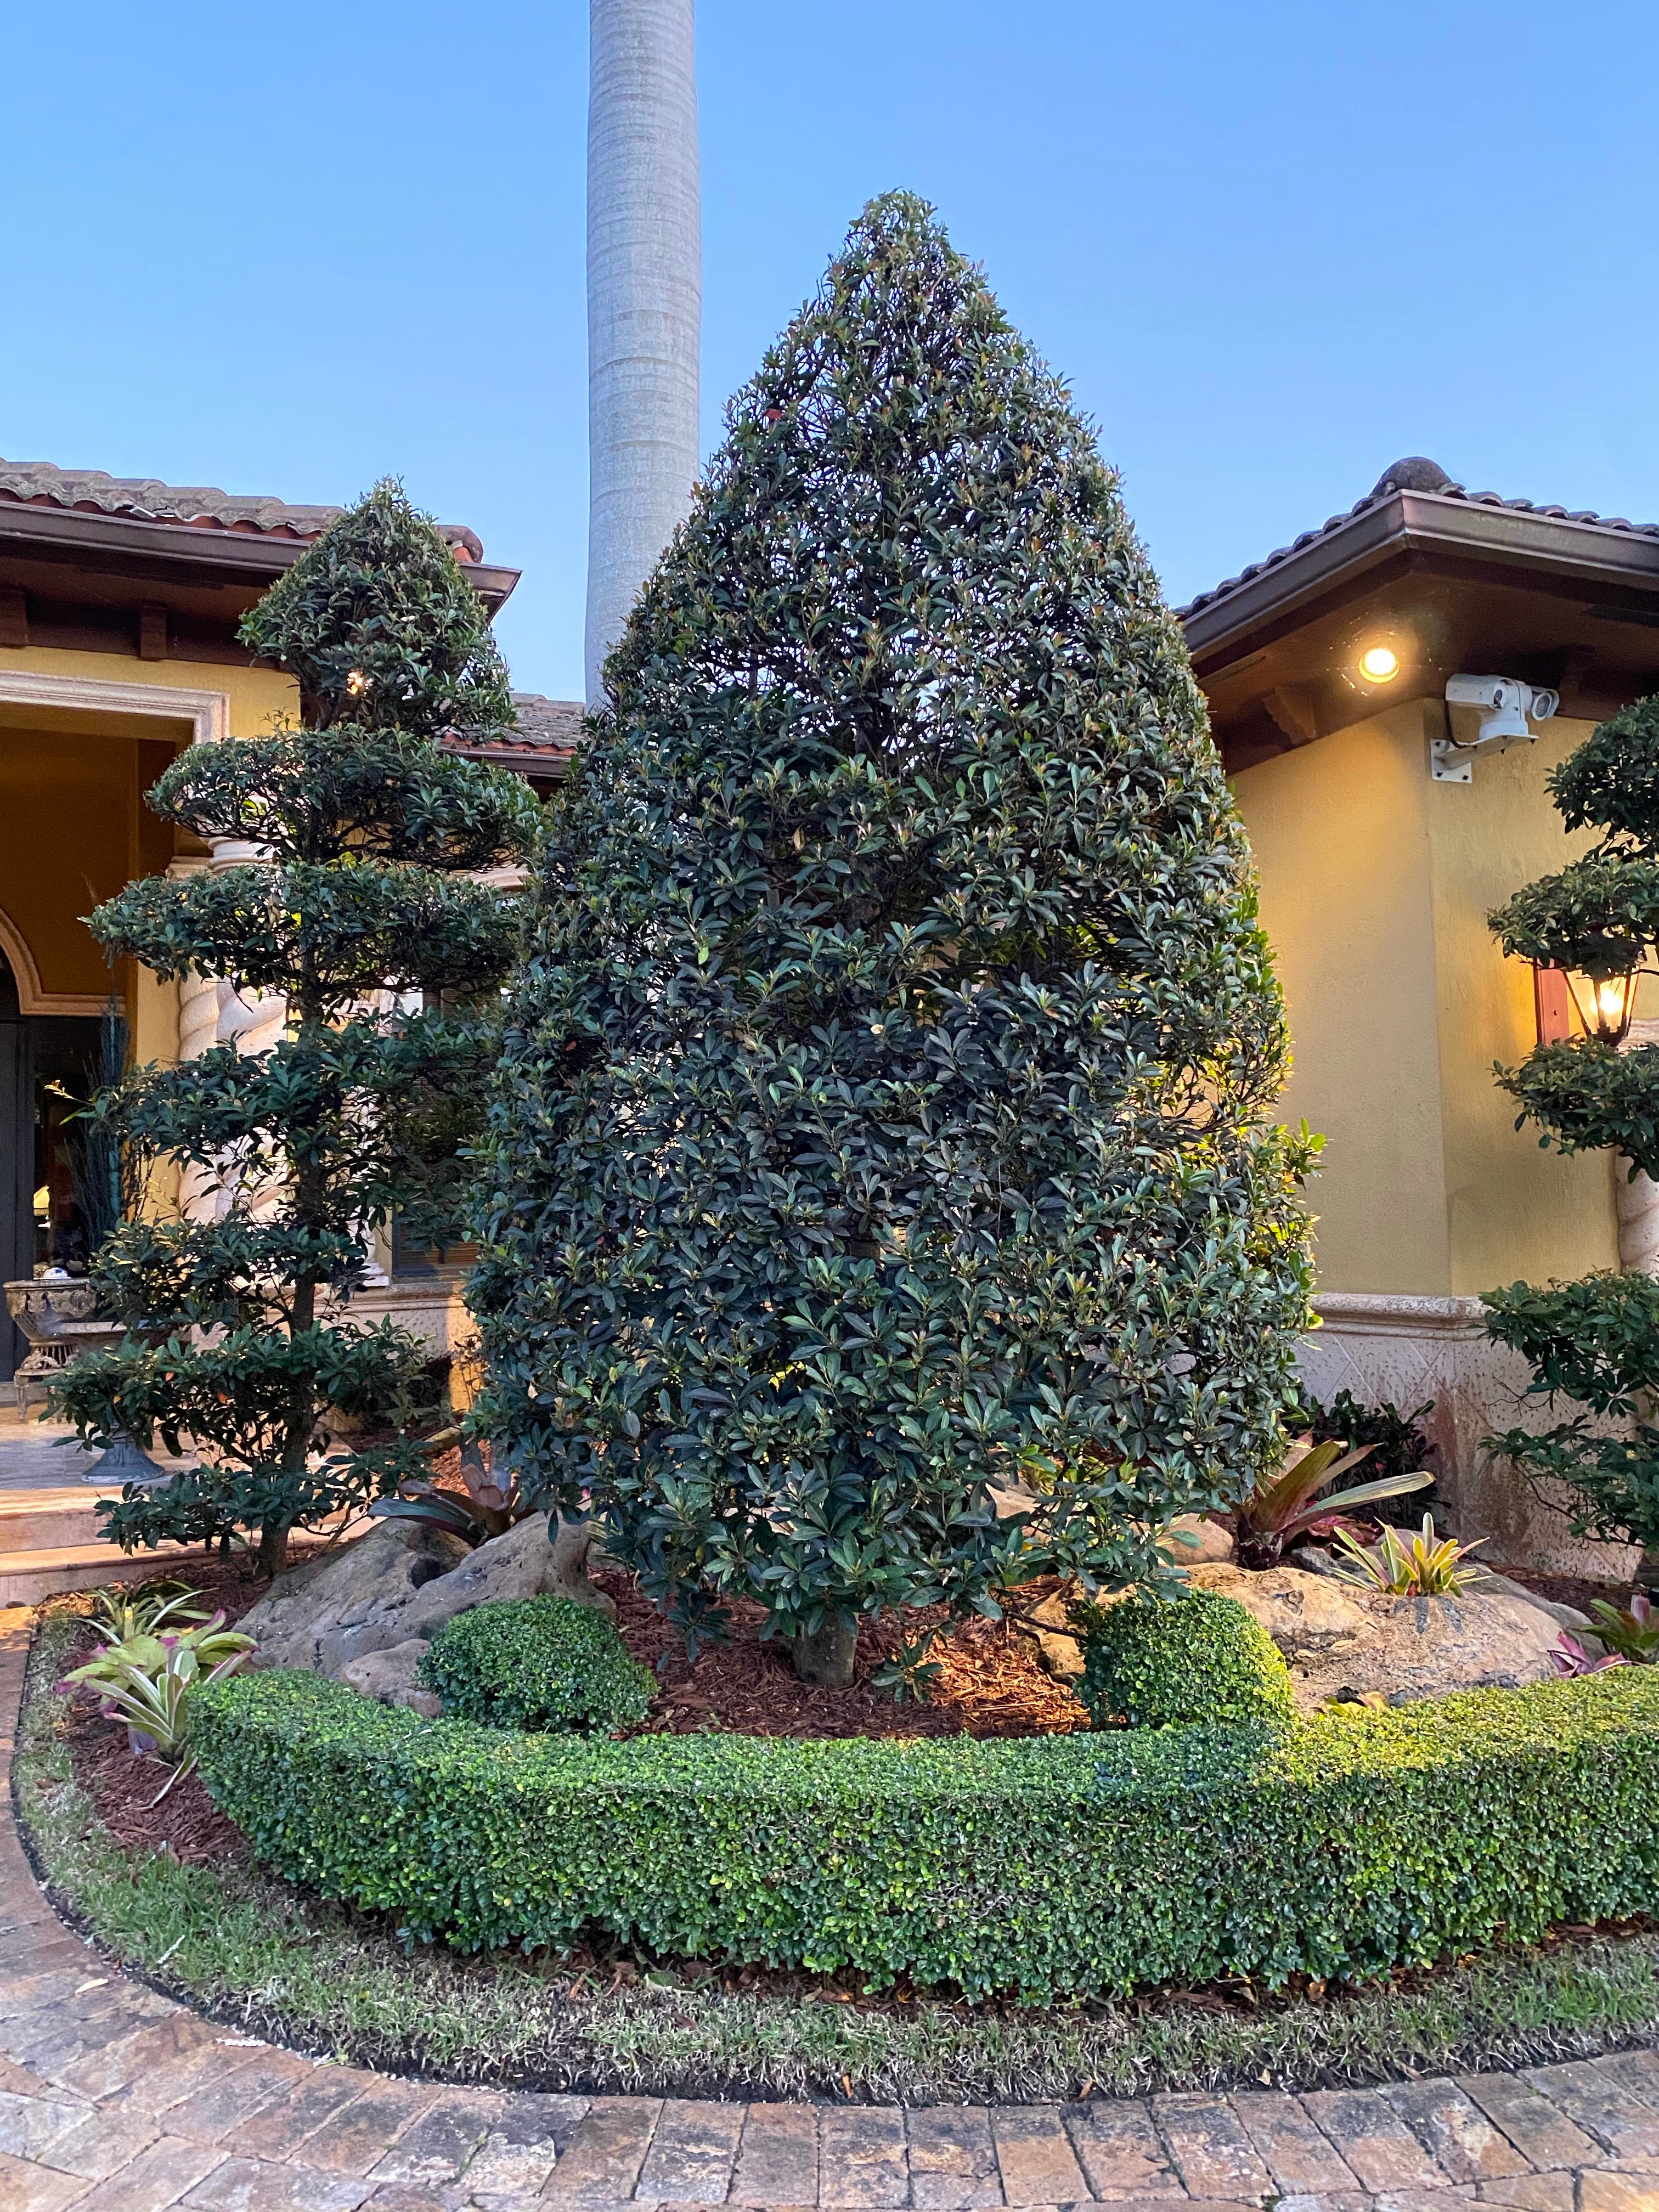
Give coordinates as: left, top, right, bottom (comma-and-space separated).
1483, 1274, 1659, 1551
193, 1665, 1659, 2000
418, 1596, 655, 1733
1293, 1386, 1440, 1526
1483, 696, 1659, 1550
1489, 695, 1659, 1180
1069, 1588, 1295, 1731
52, 483, 538, 1572
469, 193, 1314, 1662
240, 484, 514, 738
1496, 1041, 1659, 1183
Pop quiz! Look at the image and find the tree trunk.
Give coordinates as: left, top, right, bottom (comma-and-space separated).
792, 1613, 859, 1688
549, 1517, 617, 1617
257, 1521, 289, 1578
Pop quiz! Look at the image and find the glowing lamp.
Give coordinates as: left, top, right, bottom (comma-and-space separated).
1358, 644, 1401, 684
1534, 964, 1641, 1047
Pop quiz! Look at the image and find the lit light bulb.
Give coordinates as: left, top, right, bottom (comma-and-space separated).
1358, 645, 1401, 684
346, 670, 369, 695
1599, 979, 1629, 1029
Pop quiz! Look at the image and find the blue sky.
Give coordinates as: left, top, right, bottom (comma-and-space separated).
5, 2, 1655, 702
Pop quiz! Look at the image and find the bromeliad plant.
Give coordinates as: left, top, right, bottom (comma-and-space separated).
370, 1436, 531, 1548
1548, 1591, 1659, 1677
62, 1596, 256, 1794
1233, 1436, 1433, 1570
84, 1579, 210, 1646
1331, 1513, 1488, 1596
1578, 1590, 1659, 1663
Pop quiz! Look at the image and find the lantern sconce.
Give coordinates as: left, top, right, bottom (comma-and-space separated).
1534, 964, 1643, 1047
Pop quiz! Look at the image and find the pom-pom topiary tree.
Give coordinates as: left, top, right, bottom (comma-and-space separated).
1486, 699, 1659, 1553
470, 194, 1314, 1684
53, 483, 541, 1574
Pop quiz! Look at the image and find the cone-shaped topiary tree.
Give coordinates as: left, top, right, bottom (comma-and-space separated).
53, 483, 542, 1574
1485, 699, 1659, 1552
470, 195, 1314, 1684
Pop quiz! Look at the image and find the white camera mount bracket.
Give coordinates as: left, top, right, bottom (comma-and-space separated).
1432, 675, 1560, 782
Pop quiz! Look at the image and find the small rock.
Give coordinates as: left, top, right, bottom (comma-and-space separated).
1160, 1514, 1235, 1566
1287, 1545, 1346, 1579
337, 1638, 440, 1717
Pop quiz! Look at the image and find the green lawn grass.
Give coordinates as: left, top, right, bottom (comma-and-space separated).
15, 1599, 1659, 2103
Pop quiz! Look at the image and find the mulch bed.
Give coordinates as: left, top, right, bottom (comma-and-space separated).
599, 1567, 1090, 1742
49, 1542, 1088, 1881
1492, 1561, 1646, 1614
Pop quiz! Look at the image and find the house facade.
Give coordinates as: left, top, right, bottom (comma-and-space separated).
1185, 456, 1659, 1565
0, 458, 577, 1385
7, 444, 1658, 1570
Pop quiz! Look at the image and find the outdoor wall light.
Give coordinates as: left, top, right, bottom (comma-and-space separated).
1534, 963, 1642, 1047
1358, 644, 1401, 684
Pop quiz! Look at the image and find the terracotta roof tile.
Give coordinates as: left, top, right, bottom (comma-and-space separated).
0, 456, 486, 562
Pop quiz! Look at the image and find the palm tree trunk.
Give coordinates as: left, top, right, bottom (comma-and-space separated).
585, 0, 701, 707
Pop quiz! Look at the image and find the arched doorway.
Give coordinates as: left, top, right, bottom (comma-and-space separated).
0, 951, 105, 1385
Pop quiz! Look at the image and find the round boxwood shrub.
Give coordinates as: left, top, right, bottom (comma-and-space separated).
1071, 1588, 1295, 1731
417, 1596, 654, 1734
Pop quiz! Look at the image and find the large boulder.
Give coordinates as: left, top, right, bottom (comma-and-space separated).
1187, 1561, 1563, 1708
337, 1638, 441, 1717
240, 1511, 613, 1682
399, 1512, 616, 1640
239, 1517, 469, 1675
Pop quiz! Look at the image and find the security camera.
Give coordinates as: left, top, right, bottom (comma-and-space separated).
1444, 674, 1560, 747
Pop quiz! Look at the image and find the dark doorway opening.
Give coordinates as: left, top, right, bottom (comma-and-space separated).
0, 959, 103, 1385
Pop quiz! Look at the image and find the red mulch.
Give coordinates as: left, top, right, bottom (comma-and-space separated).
597, 1568, 1091, 1742
1492, 1562, 1645, 1614
50, 1541, 1086, 1878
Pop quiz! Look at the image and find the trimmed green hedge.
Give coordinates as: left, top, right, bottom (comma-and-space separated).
418, 1596, 654, 1734
191, 1668, 1659, 2001
1071, 1589, 1296, 1731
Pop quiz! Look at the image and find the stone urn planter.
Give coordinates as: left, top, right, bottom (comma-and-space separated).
5, 1277, 168, 1483
5, 1278, 125, 1413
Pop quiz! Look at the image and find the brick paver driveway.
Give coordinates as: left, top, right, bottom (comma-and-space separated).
5, 1603, 1659, 2210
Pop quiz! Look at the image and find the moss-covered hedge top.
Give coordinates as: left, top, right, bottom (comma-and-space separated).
194, 1667, 1659, 2001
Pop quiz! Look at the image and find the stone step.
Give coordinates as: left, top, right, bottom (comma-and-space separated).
0, 1493, 106, 1551
0, 1539, 221, 1608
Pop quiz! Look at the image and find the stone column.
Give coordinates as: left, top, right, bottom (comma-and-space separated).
1617, 1162, 1659, 1276
585, 0, 701, 706
166, 857, 228, 1224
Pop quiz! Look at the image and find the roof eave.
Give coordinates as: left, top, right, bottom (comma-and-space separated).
1181, 491, 1659, 671
0, 499, 521, 612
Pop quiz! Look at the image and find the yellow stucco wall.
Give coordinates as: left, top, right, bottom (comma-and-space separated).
2, 647, 296, 740
1232, 698, 1620, 1297
1424, 710, 1618, 1293
1232, 702, 1450, 1293
0, 647, 297, 1068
